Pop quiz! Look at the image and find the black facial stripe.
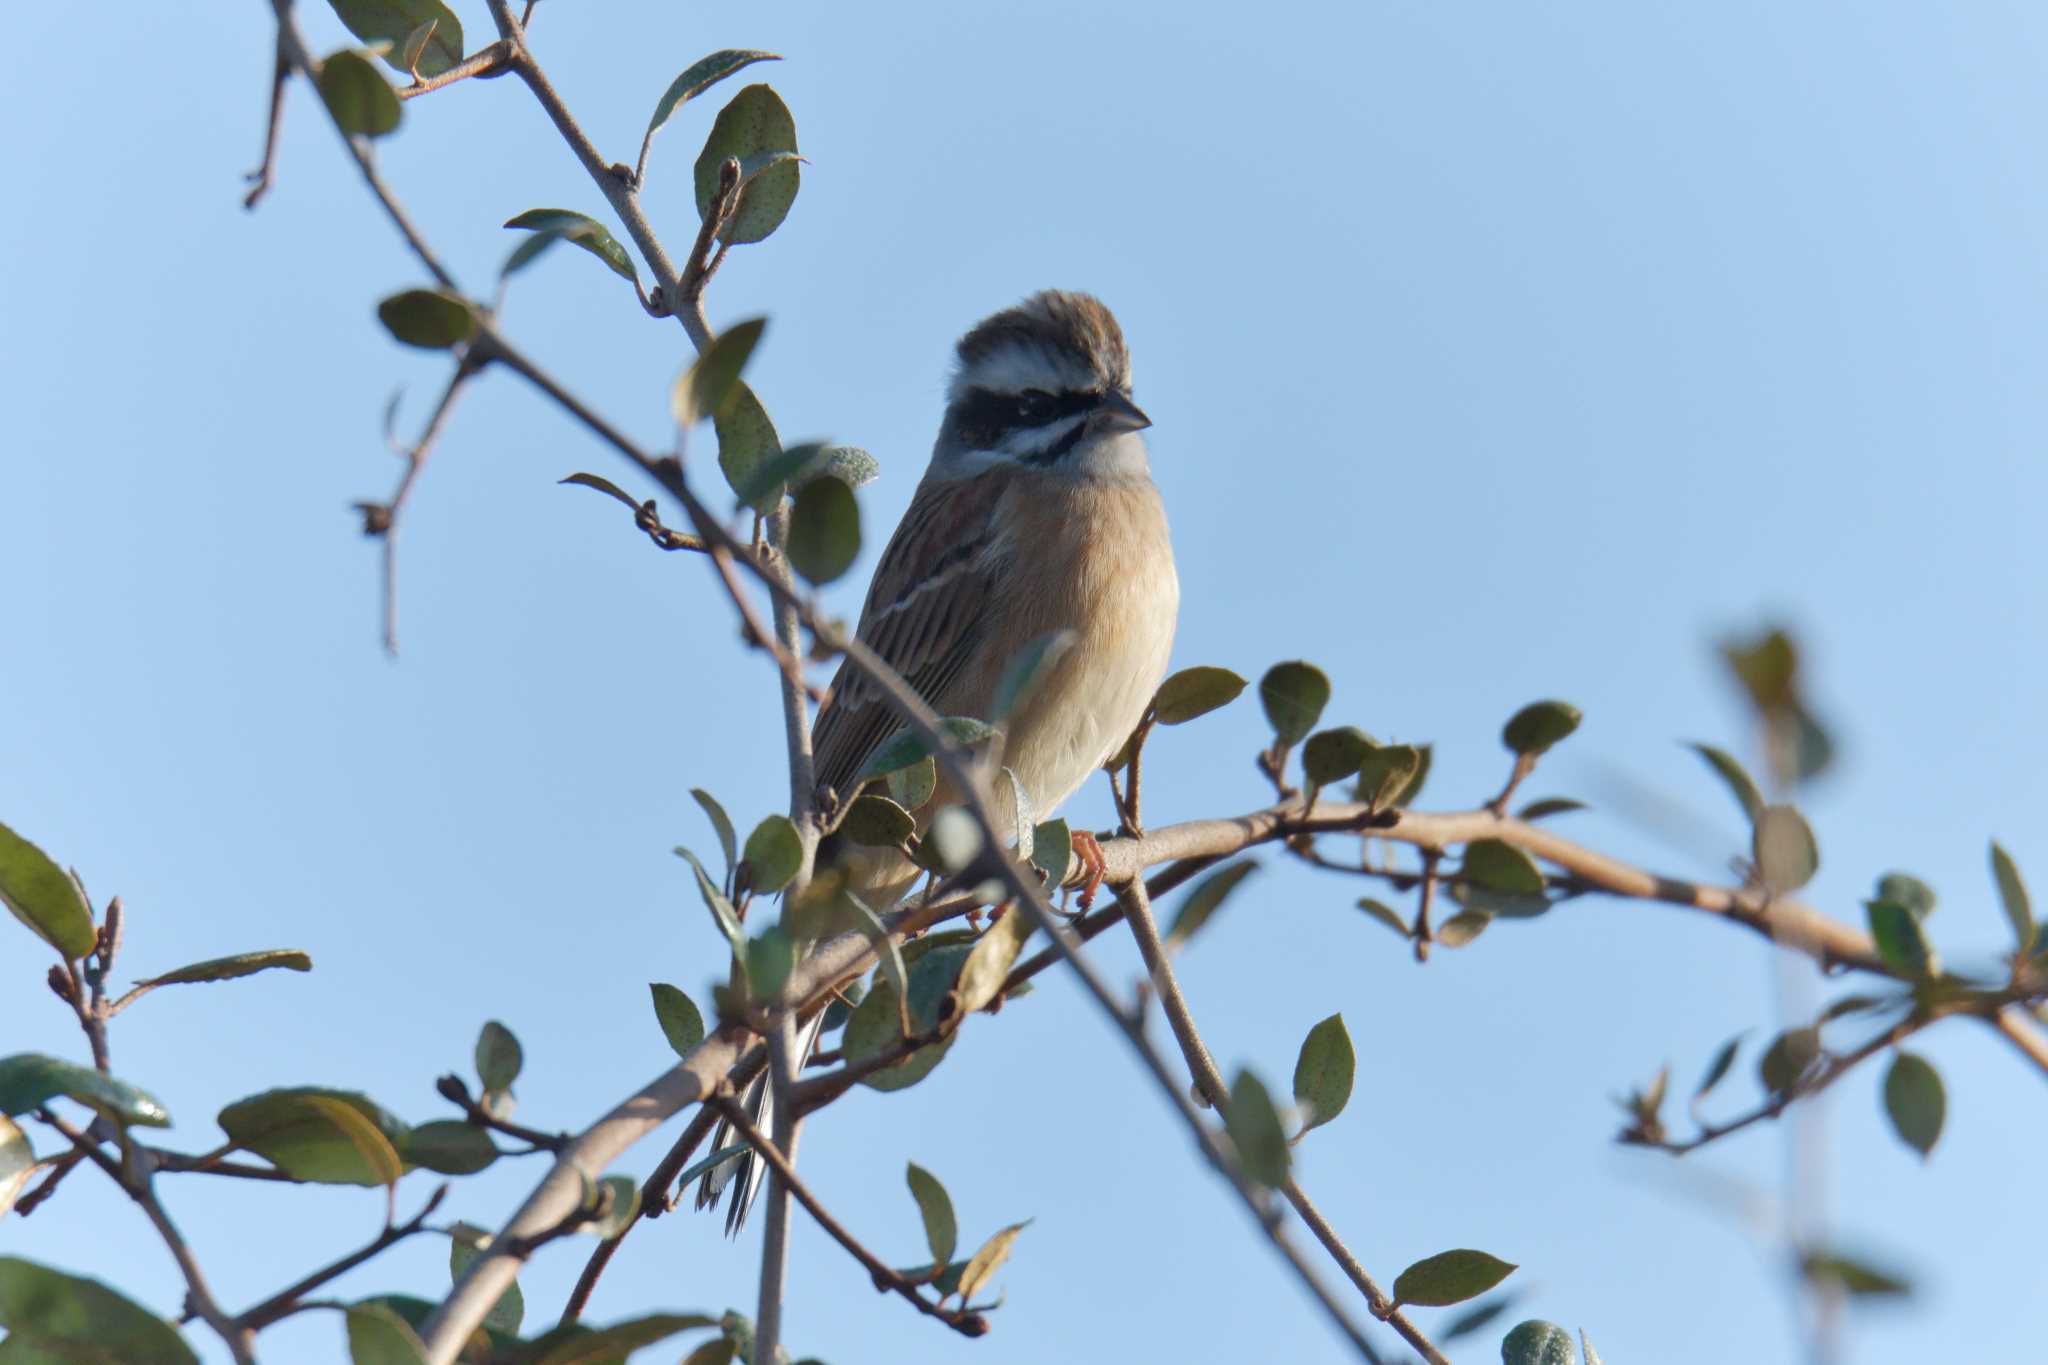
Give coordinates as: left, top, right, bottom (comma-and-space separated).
1021, 419, 1092, 466
953, 386, 1099, 448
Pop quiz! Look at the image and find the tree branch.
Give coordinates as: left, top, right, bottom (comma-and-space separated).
397, 40, 515, 100
236, 1185, 449, 1329
41, 1111, 255, 1364
711, 1095, 988, 1339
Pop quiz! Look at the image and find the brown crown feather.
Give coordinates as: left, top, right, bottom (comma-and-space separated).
954, 290, 1132, 391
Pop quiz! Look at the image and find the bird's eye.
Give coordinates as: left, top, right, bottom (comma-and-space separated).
1013, 390, 1055, 423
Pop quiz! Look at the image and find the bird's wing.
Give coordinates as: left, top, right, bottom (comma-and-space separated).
810, 468, 1011, 802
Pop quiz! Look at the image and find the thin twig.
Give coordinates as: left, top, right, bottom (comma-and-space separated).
237, 1186, 449, 1329
355, 354, 484, 655
41, 1111, 257, 1364
712, 1096, 989, 1338
1116, 880, 1433, 1365
244, 46, 290, 209
397, 40, 515, 99
435, 1074, 568, 1153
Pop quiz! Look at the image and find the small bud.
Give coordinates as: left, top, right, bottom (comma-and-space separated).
47, 965, 75, 1003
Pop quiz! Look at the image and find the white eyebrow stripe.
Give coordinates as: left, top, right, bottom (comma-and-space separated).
949, 341, 1096, 401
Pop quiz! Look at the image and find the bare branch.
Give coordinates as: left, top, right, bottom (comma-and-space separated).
397, 40, 515, 100
237, 1185, 449, 1330
711, 1095, 988, 1339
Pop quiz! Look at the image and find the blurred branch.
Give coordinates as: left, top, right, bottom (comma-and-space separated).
397, 40, 515, 99
711, 1095, 989, 1339
355, 356, 484, 656
243, 44, 289, 209
481, 0, 717, 349
236, 1185, 449, 1330
1115, 878, 1434, 1365
434, 1073, 568, 1154
40, 1109, 256, 1364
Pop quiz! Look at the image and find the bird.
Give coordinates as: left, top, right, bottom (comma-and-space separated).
701, 289, 1180, 1230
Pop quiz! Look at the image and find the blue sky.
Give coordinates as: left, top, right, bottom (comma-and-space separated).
6, 3, 2048, 1362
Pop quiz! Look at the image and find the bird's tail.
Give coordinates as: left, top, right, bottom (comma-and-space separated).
696, 1008, 830, 1235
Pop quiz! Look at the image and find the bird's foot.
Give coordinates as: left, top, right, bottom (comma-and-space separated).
1071, 829, 1107, 911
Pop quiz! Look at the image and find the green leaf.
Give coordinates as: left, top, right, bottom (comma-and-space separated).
1499, 1319, 1575, 1365
1686, 742, 1766, 824
1031, 818, 1073, 887
1291, 1013, 1354, 1135
954, 905, 1035, 1015
886, 755, 938, 812
502, 208, 640, 285
1799, 1249, 1910, 1297
1875, 871, 1936, 919
0, 1053, 171, 1127
842, 975, 955, 1092
1516, 797, 1587, 820
0, 821, 95, 959
1355, 742, 1423, 811
1390, 1248, 1518, 1308
1224, 1069, 1291, 1186
670, 1144, 748, 1192
397, 19, 439, 79
587, 1175, 641, 1239
1693, 1033, 1745, 1102
690, 789, 739, 884
325, 0, 463, 77
218, 1089, 407, 1186
641, 50, 783, 173
558, 472, 642, 512
1991, 841, 2033, 953
712, 379, 784, 512
741, 814, 803, 894
1758, 1027, 1821, 1096
1356, 897, 1410, 938
675, 846, 747, 959
1434, 910, 1492, 948
1258, 661, 1330, 747
1882, 1051, 1945, 1158
786, 475, 861, 584
1152, 666, 1248, 725
746, 926, 796, 1001
1581, 1329, 1606, 1365
319, 48, 402, 138
693, 84, 801, 245
446, 1230, 523, 1335
840, 795, 915, 848
346, 1300, 430, 1365
905, 1163, 958, 1266
648, 983, 707, 1058
683, 1339, 738, 1365
0, 1256, 200, 1364
400, 1120, 498, 1176
993, 631, 1076, 722
1392, 742, 1433, 807
528, 1314, 723, 1365
132, 949, 311, 990
923, 808, 983, 873
994, 765, 1036, 861
733, 442, 880, 509
475, 1020, 522, 1094
955, 1220, 1030, 1302
673, 317, 767, 427
1302, 726, 1372, 787
376, 289, 474, 349
1462, 840, 1545, 894
1753, 804, 1820, 893
1166, 861, 1257, 949
856, 718, 998, 785
0, 1116, 31, 1218
1502, 700, 1581, 756
1865, 900, 1938, 979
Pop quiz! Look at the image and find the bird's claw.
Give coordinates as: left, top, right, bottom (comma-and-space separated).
1071, 829, 1107, 910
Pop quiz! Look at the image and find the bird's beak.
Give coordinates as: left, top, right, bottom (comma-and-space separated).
1090, 391, 1152, 436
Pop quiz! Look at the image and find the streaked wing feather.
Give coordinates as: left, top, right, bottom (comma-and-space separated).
811, 471, 1008, 800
